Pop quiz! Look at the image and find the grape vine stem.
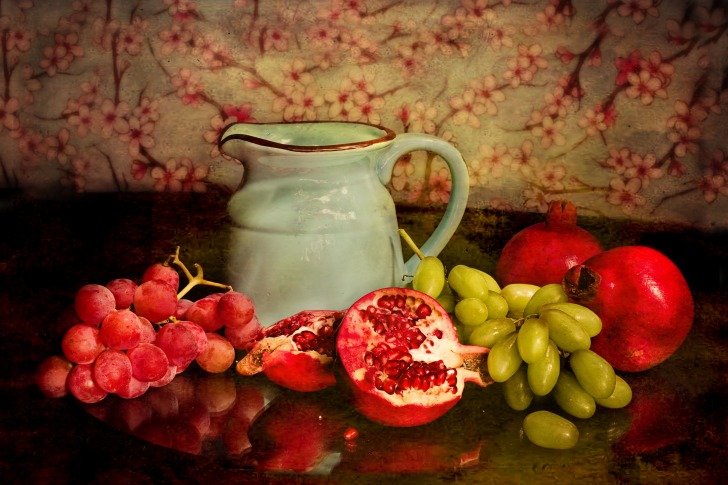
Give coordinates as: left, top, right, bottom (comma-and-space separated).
168, 246, 233, 299
398, 229, 425, 260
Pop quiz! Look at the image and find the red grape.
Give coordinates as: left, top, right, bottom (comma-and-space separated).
177, 321, 208, 354
105, 278, 138, 309
224, 315, 263, 349
117, 375, 151, 399
217, 291, 255, 328
175, 298, 194, 319
74, 284, 116, 325
127, 343, 169, 382
138, 316, 157, 344
67, 363, 108, 403
185, 296, 222, 332
62, 324, 106, 364
34, 355, 73, 398
195, 333, 235, 373
99, 309, 143, 350
149, 365, 177, 388
142, 263, 180, 290
93, 349, 132, 393
156, 322, 198, 368
133, 280, 178, 323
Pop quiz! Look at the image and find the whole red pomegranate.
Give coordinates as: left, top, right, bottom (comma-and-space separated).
562, 246, 694, 372
496, 200, 603, 286
336, 287, 492, 427
236, 310, 345, 392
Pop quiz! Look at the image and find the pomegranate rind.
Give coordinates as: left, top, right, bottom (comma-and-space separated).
235, 310, 343, 392
262, 352, 336, 392
563, 246, 694, 372
336, 287, 489, 427
496, 200, 603, 287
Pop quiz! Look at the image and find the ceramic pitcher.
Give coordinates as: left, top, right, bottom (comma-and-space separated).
219, 121, 469, 326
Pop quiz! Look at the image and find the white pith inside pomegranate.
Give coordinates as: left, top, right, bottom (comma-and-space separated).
236, 310, 345, 392
336, 287, 492, 427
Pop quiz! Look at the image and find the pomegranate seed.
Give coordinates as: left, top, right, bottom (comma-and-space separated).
386, 349, 404, 361
364, 352, 375, 366
420, 378, 431, 392
433, 329, 443, 339
415, 303, 432, 319
412, 375, 422, 390
382, 378, 397, 394
385, 361, 404, 378
397, 376, 411, 391
344, 428, 359, 441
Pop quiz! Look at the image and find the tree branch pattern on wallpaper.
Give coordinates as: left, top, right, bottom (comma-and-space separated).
0, 0, 726, 228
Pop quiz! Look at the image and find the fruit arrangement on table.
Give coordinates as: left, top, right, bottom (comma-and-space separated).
33, 200, 695, 462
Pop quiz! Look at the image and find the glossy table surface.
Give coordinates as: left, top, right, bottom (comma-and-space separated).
2, 192, 727, 484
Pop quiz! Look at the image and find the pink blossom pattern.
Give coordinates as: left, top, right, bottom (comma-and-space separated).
0, 0, 725, 228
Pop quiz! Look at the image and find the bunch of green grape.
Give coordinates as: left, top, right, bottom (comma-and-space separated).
412, 261, 633, 450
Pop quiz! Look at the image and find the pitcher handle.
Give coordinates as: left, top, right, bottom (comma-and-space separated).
377, 133, 470, 276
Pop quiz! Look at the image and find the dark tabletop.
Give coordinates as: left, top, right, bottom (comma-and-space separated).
2, 191, 727, 484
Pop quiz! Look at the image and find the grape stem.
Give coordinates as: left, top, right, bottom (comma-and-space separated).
169, 246, 233, 299
398, 229, 425, 260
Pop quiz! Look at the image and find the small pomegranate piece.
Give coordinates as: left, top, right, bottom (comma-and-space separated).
496, 200, 603, 286
336, 287, 492, 427
236, 310, 345, 392
562, 245, 694, 372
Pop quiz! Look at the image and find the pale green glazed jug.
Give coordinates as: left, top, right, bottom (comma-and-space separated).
219, 121, 469, 326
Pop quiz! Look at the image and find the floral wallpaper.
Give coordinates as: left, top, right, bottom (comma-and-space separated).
1, 0, 727, 229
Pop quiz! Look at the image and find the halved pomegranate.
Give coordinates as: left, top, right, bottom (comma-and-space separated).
336, 287, 492, 427
236, 310, 345, 392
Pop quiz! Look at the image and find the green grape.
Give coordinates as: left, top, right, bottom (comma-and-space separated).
473, 268, 502, 293
552, 370, 596, 419
503, 364, 533, 411
501, 283, 540, 318
412, 256, 445, 299
455, 320, 475, 343
517, 317, 549, 364
454, 298, 489, 326
540, 308, 591, 353
522, 283, 568, 317
468, 317, 517, 348
594, 375, 633, 409
540, 302, 602, 337
484, 291, 509, 319
436, 283, 455, 313
447, 265, 489, 300
569, 349, 617, 399
527, 339, 560, 396
523, 411, 579, 450
487, 332, 522, 382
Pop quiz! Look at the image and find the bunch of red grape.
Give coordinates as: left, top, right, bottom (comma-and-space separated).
35, 248, 263, 404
